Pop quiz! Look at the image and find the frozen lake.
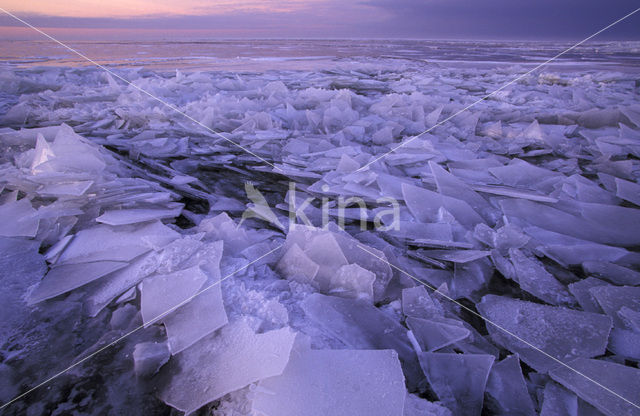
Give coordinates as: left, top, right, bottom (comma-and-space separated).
1, 39, 640, 415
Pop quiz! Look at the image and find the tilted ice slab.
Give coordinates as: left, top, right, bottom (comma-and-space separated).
550, 358, 640, 416
95, 206, 184, 226
55, 221, 180, 265
0, 237, 46, 341
485, 354, 536, 416
28, 260, 129, 304
253, 343, 406, 416
418, 352, 494, 416
477, 295, 612, 373
589, 285, 640, 329
301, 293, 423, 390
141, 241, 227, 354
159, 321, 296, 415
279, 225, 392, 301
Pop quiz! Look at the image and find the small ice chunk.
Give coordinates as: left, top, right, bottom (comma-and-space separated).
0, 198, 39, 238
567, 277, 607, 313
28, 260, 128, 304
133, 342, 170, 377
421, 249, 490, 263
508, 249, 574, 306
485, 354, 536, 416
590, 285, 640, 329
429, 161, 495, 223
253, 347, 406, 416
159, 321, 296, 415
619, 307, 640, 332
608, 328, 640, 360
406, 317, 470, 351
549, 358, 640, 416
329, 263, 375, 301
372, 126, 394, 145
302, 232, 349, 292
477, 295, 612, 372
489, 159, 562, 192
582, 261, 640, 286
37, 180, 93, 197
615, 177, 640, 206
402, 182, 484, 228
418, 352, 494, 416
96, 206, 183, 226
540, 382, 578, 416
276, 243, 319, 284
402, 286, 444, 319
141, 266, 207, 324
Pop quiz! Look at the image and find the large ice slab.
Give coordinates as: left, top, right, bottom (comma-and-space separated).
28, 260, 129, 304
140, 242, 227, 354
95, 206, 183, 226
406, 317, 470, 352
477, 295, 612, 372
159, 321, 296, 414
550, 358, 640, 416
56, 221, 180, 265
507, 249, 574, 306
301, 293, 423, 390
0, 198, 39, 238
253, 347, 406, 416
485, 354, 536, 416
0, 237, 46, 341
590, 285, 640, 329
418, 352, 494, 416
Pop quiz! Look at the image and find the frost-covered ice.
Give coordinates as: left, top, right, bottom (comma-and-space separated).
1, 39, 640, 415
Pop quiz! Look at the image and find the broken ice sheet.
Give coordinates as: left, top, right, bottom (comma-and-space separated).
159, 321, 296, 415
589, 285, 640, 329
418, 352, 494, 416
328, 263, 375, 301
140, 249, 227, 354
485, 354, 536, 416
28, 260, 129, 304
0, 237, 46, 341
476, 295, 612, 373
550, 358, 640, 416
0, 198, 39, 238
253, 345, 406, 416
301, 293, 423, 390
508, 248, 575, 306
539, 381, 578, 416
56, 221, 180, 265
406, 317, 470, 352
95, 205, 183, 226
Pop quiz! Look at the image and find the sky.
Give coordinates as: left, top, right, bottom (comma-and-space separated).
0, 0, 639, 40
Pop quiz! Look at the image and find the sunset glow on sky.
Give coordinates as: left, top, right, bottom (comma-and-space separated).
0, 0, 638, 39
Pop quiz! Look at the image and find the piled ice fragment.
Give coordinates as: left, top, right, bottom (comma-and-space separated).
2, 59, 640, 415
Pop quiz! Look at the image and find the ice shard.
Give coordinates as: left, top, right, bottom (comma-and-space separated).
159, 322, 296, 415
485, 354, 536, 416
418, 352, 494, 416
477, 295, 612, 372
253, 347, 406, 416
550, 358, 640, 416
301, 293, 423, 390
